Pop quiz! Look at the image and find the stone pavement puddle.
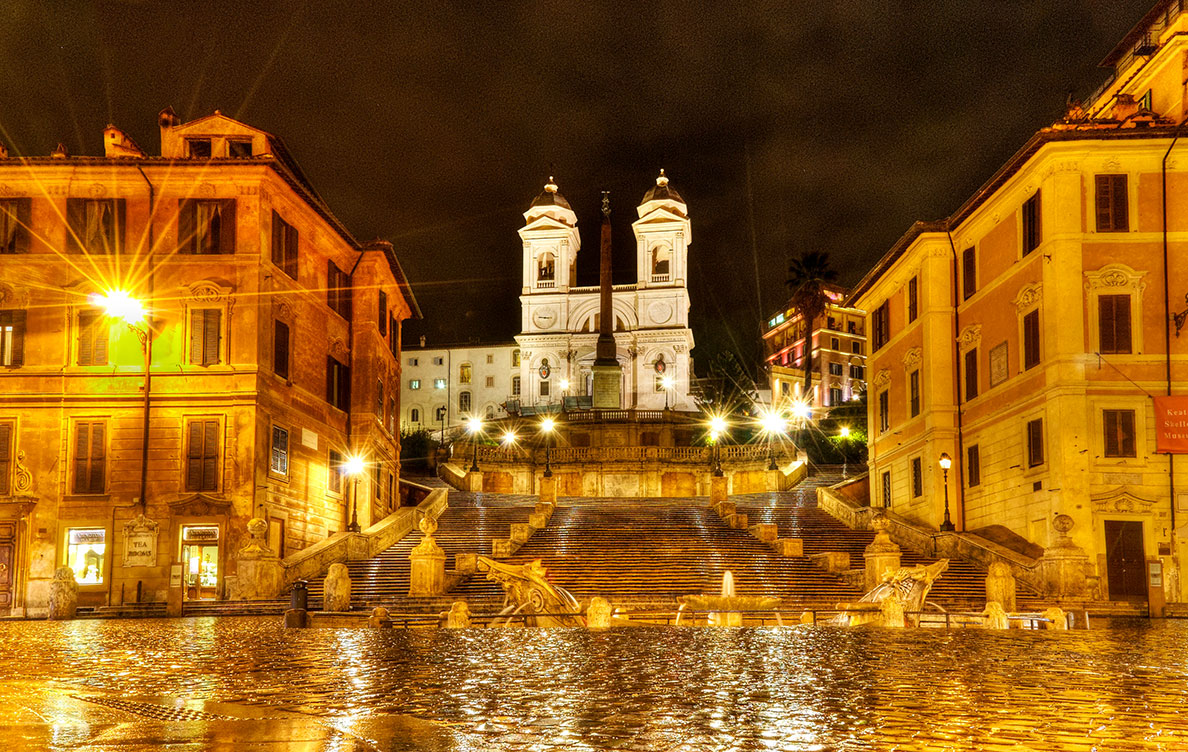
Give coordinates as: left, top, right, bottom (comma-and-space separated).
0, 617, 1186, 750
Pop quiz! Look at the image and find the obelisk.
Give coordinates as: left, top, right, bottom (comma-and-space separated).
591, 191, 622, 409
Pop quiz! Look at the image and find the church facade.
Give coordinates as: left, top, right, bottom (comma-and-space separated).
514, 173, 695, 413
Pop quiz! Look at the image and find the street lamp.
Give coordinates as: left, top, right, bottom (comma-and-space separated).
708, 415, 727, 477
938, 452, 955, 532
661, 375, 675, 409
540, 417, 556, 477
91, 290, 151, 514
502, 430, 517, 447
342, 454, 366, 533
758, 409, 787, 471
466, 416, 483, 472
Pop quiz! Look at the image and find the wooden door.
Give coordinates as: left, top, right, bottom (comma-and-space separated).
1104, 520, 1146, 601
0, 522, 15, 616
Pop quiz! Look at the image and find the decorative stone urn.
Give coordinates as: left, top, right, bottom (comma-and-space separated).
985, 561, 1017, 612
586, 597, 613, 629
234, 518, 284, 601
864, 515, 902, 590
1037, 515, 1091, 598
445, 600, 471, 629
47, 566, 78, 620
982, 601, 1010, 630
323, 563, 352, 612
409, 514, 447, 597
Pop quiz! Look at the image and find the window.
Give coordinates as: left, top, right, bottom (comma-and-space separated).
376, 380, 385, 419
851, 342, 862, 355
1095, 175, 1129, 232
485, 376, 495, 387
435, 406, 446, 422
432, 356, 444, 366
66, 528, 106, 584
410, 379, 421, 390
186, 138, 212, 158
1027, 418, 1044, 467
327, 357, 351, 411
1098, 294, 1132, 354
189, 309, 222, 366
227, 139, 253, 158
881, 470, 891, 507
72, 421, 106, 494
907, 276, 918, 322
459, 363, 472, 384
964, 349, 978, 400
872, 301, 890, 350
328, 449, 343, 494
850, 365, 864, 380
389, 315, 399, 357
1103, 409, 1137, 458
911, 457, 922, 498
1022, 192, 1042, 255
829, 387, 843, 405
830, 337, 840, 350
67, 198, 125, 254
967, 445, 981, 487
512, 376, 521, 396
651, 245, 671, 278
433, 378, 446, 389
459, 391, 471, 412
387, 395, 396, 434
178, 199, 236, 254
829, 362, 844, 376
327, 261, 352, 320
77, 310, 109, 366
962, 247, 976, 300
538, 252, 555, 281
0, 199, 31, 253
409, 408, 421, 424
378, 290, 388, 336
1023, 309, 1040, 369
270, 426, 289, 476
486, 354, 493, 364
540, 380, 551, 397
878, 390, 889, 433
273, 320, 290, 379
270, 211, 298, 279
409, 357, 419, 367
654, 374, 665, 392
512, 349, 521, 367
0, 422, 11, 495
185, 419, 220, 492
909, 370, 920, 417
0, 310, 26, 367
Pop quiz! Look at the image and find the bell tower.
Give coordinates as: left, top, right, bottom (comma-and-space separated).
519, 177, 579, 295
633, 169, 690, 290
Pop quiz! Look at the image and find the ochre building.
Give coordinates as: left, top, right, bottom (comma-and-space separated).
850, 1, 1188, 605
0, 110, 417, 616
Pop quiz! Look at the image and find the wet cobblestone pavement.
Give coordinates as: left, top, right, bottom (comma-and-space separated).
1, 617, 1186, 750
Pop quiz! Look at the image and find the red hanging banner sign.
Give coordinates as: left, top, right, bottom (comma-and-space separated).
1154, 396, 1188, 454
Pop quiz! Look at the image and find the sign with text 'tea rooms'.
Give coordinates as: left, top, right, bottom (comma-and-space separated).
1154, 396, 1188, 453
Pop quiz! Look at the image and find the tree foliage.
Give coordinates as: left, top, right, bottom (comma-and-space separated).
785, 250, 839, 394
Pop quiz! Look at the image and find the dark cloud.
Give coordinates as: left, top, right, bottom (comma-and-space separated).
0, 0, 1153, 368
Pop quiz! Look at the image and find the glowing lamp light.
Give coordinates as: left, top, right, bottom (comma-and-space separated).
540, 417, 556, 434
661, 375, 675, 390
793, 403, 812, 421
342, 455, 366, 477
759, 410, 787, 436
502, 430, 517, 445
839, 426, 851, 438
467, 416, 483, 434
560, 379, 570, 391
90, 290, 146, 325
708, 415, 727, 441
938, 452, 952, 471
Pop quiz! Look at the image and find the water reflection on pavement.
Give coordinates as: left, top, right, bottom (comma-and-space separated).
0, 617, 1185, 750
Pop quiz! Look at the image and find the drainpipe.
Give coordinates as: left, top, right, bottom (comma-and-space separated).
1161, 115, 1188, 538
134, 165, 155, 518
346, 248, 366, 520
945, 230, 967, 531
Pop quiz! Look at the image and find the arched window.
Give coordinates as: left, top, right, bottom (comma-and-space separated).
512, 349, 521, 367
538, 252, 555, 282
459, 391, 471, 412
485, 405, 495, 419
651, 245, 671, 279
410, 407, 421, 423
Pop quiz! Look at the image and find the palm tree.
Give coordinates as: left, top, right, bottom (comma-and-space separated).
785, 250, 838, 397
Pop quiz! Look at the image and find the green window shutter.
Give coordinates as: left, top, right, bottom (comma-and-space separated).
189, 309, 204, 365
89, 422, 105, 493
186, 420, 203, 491
0, 423, 11, 495
219, 199, 237, 253
9, 310, 25, 367
73, 423, 90, 494
202, 309, 221, 366
274, 320, 289, 379
14, 198, 31, 253
114, 199, 127, 254
177, 200, 196, 254
202, 420, 219, 491
66, 199, 85, 253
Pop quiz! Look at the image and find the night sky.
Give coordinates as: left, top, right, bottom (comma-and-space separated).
0, 0, 1155, 372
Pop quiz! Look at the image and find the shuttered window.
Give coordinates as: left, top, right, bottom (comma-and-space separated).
1022, 192, 1042, 255
185, 419, 220, 492
0, 199, 31, 254
0, 310, 26, 367
0, 423, 11, 495
964, 348, 978, 400
878, 390, 889, 433
73, 421, 106, 494
872, 300, 890, 350
907, 276, 918, 322
1095, 175, 1129, 232
327, 356, 351, 411
274, 320, 290, 379
881, 471, 892, 507
328, 449, 344, 494
1103, 409, 1137, 458
67, 199, 125, 254
1027, 418, 1044, 467
909, 369, 920, 417
270, 426, 289, 477
270, 211, 298, 279
1023, 309, 1040, 369
962, 247, 976, 300
389, 314, 399, 356
1099, 294, 1132, 354
328, 261, 352, 320
378, 290, 388, 336
77, 310, 109, 366
911, 457, 923, 497
967, 445, 981, 487
178, 199, 237, 254
189, 309, 222, 366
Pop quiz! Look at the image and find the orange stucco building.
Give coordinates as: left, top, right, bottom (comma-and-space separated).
0, 110, 417, 616
851, 1, 1188, 605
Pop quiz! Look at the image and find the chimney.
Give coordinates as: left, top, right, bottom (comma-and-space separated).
158, 106, 180, 155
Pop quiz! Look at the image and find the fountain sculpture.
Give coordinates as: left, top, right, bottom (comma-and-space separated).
833, 560, 949, 627
475, 556, 585, 627
678, 570, 782, 627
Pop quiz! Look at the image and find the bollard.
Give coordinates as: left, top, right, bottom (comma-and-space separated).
290, 580, 309, 611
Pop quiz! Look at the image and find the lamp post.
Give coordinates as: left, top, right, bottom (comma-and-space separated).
467, 416, 482, 472
661, 374, 674, 410
759, 409, 787, 471
343, 454, 365, 533
91, 291, 151, 514
938, 451, 955, 532
540, 417, 556, 477
709, 415, 727, 477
